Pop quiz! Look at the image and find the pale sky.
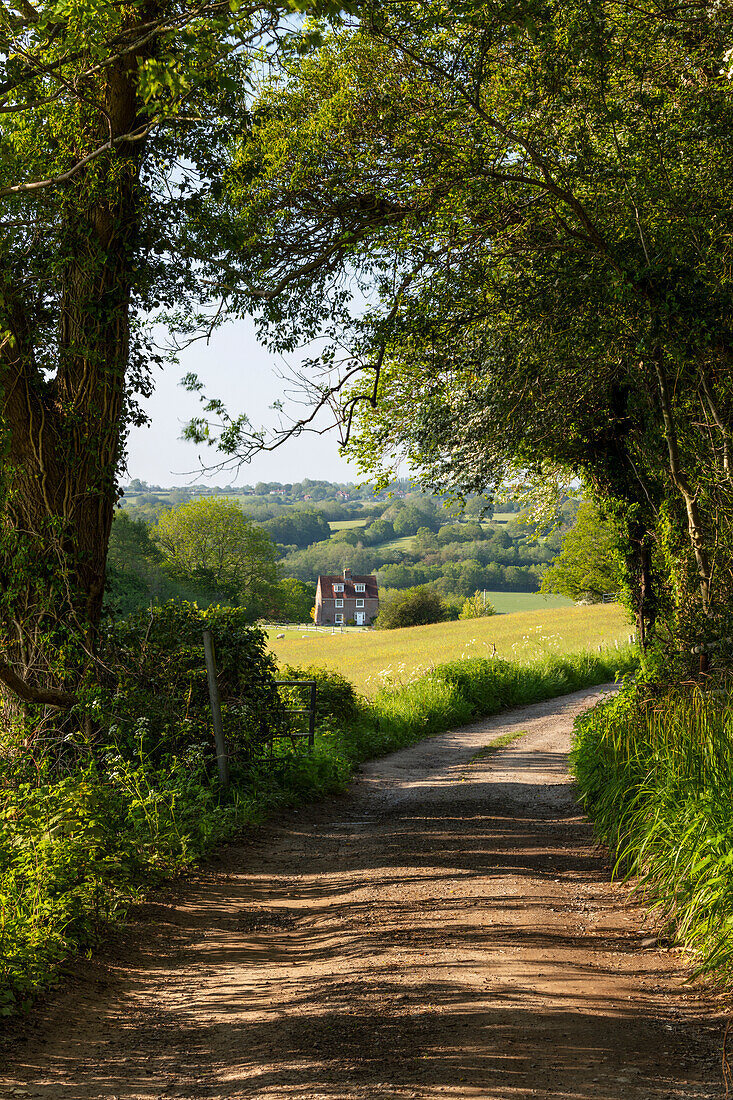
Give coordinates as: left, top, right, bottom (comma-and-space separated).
125, 317, 362, 487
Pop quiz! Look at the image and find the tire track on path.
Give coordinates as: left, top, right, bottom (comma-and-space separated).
0, 684, 725, 1099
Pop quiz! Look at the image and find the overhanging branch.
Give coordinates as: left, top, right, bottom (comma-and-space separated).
0, 657, 77, 708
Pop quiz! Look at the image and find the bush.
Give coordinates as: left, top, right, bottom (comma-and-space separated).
278, 664, 359, 724
458, 591, 497, 619
374, 585, 448, 629
98, 601, 286, 766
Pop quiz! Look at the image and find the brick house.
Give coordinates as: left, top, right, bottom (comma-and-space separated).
315, 568, 379, 627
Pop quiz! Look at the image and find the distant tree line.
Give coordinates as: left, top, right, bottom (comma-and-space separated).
111, 484, 595, 618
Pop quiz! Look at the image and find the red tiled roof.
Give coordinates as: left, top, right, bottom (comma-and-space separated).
317, 574, 379, 599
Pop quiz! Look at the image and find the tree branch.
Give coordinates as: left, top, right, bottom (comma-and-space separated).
0, 117, 162, 198
0, 656, 77, 708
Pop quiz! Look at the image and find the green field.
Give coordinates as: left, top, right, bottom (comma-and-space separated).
329, 519, 369, 530
373, 534, 416, 552
267, 602, 633, 695
474, 591, 572, 613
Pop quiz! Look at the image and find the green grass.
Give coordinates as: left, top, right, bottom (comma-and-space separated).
573, 677, 733, 987
267, 603, 634, 695
329, 519, 369, 531
469, 729, 530, 761
372, 534, 416, 552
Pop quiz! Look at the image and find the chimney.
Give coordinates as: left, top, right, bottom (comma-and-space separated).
343, 567, 352, 580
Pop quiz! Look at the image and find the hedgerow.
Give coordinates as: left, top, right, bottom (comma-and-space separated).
573, 671, 733, 985
0, 604, 636, 1017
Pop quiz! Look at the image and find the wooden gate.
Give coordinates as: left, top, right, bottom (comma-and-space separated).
202, 630, 317, 787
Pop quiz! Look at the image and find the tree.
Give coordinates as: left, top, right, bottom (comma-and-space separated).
264, 509, 331, 548
541, 503, 623, 604
273, 578, 315, 623
459, 591, 496, 620
414, 526, 438, 552
0, 0, 344, 718
375, 586, 447, 629
105, 511, 167, 614
364, 517, 394, 544
186, 3, 733, 656
152, 498, 279, 617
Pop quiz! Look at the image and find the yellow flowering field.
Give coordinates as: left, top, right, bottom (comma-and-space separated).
267, 603, 633, 696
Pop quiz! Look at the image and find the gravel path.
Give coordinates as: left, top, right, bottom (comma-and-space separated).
0, 684, 725, 1099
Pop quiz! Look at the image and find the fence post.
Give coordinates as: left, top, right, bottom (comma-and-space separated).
308, 681, 317, 749
202, 629, 229, 788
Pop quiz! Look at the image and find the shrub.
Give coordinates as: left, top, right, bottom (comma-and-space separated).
278, 664, 360, 724
98, 601, 286, 767
374, 586, 448, 629
458, 591, 497, 619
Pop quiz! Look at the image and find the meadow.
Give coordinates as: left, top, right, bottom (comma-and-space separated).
267, 602, 632, 694
328, 519, 369, 530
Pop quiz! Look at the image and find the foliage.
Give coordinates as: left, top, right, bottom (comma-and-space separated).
541, 502, 624, 603
152, 498, 279, 617
105, 511, 199, 615
1, 635, 636, 1016
184, 1, 733, 658
459, 591, 497, 619
573, 670, 733, 984
273, 578, 315, 623
0, 0, 292, 715
264, 509, 331, 548
98, 601, 285, 767
374, 585, 448, 629
278, 664, 359, 724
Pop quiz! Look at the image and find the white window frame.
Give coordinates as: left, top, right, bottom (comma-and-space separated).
355, 583, 365, 592
335, 613, 344, 623
335, 598, 343, 607
334, 583, 344, 592
356, 598, 364, 608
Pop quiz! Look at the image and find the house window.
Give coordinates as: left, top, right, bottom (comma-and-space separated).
355, 583, 365, 592
356, 599, 364, 608
335, 599, 343, 607
335, 613, 344, 623
334, 584, 344, 592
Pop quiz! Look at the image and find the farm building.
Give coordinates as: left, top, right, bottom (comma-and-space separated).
315, 568, 379, 627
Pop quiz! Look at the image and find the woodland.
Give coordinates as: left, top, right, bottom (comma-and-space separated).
2, 0, 733, 1017
110, 480, 576, 617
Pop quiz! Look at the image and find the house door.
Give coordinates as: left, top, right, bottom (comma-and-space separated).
355, 612, 365, 626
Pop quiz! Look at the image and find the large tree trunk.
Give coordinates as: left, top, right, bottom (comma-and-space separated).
0, 51, 145, 718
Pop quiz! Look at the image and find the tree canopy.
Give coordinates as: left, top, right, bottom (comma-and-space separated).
0, 0, 343, 713
186, 0, 733, 654
152, 498, 279, 615
541, 502, 623, 604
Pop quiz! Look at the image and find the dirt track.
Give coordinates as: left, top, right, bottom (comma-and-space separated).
0, 685, 725, 1099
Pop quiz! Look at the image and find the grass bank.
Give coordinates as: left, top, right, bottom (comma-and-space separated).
1, 646, 637, 1016
573, 679, 733, 985
268, 603, 632, 695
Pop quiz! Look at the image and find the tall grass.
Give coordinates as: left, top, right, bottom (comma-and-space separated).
268, 603, 632, 695
573, 679, 733, 983
333, 647, 638, 769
